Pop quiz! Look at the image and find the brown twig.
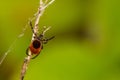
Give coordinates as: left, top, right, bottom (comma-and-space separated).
20, 0, 55, 80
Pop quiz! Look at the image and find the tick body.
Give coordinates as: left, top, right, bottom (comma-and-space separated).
29, 39, 42, 54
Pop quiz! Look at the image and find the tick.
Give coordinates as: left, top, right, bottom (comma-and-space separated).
26, 21, 54, 59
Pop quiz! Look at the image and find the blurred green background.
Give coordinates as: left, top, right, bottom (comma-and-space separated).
0, 0, 120, 80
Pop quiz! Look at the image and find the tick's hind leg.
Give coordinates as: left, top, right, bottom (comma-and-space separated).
26, 48, 33, 56
31, 53, 40, 59
26, 48, 29, 56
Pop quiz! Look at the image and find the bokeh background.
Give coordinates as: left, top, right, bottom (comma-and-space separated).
0, 0, 120, 80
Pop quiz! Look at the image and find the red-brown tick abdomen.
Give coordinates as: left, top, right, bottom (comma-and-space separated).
29, 39, 42, 54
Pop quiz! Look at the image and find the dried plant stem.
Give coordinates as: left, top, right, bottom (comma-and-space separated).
20, 51, 32, 80
20, 0, 55, 80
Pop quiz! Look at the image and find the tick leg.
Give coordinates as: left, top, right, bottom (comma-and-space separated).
43, 36, 55, 44
29, 20, 37, 37
26, 48, 29, 56
29, 21, 34, 33
47, 36, 55, 41
41, 45, 43, 49
31, 53, 40, 59
39, 26, 51, 39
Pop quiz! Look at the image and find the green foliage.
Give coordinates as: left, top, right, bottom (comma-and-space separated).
0, 0, 120, 80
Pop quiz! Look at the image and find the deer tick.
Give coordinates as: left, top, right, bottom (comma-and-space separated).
26, 21, 54, 59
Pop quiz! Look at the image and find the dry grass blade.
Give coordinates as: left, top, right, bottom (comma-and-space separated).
20, 0, 55, 80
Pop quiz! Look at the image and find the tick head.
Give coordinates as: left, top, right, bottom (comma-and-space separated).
32, 39, 41, 49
